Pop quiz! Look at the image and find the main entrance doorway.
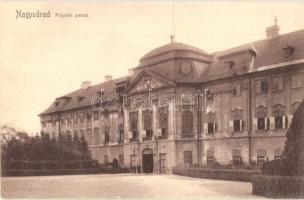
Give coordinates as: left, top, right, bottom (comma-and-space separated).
142, 148, 154, 173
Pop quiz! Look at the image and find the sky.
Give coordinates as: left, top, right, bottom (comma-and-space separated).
1, 1, 304, 134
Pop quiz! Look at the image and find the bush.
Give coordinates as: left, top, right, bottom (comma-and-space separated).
173, 167, 260, 182
252, 174, 304, 198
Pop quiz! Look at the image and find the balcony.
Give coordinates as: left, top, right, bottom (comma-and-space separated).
129, 138, 139, 142
143, 137, 152, 142
158, 135, 168, 140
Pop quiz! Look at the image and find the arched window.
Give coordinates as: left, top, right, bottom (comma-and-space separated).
182, 110, 193, 136
159, 112, 168, 137
231, 108, 243, 132
256, 106, 267, 130
273, 104, 286, 129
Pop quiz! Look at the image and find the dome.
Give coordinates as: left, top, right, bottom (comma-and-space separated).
140, 42, 209, 61
138, 42, 212, 68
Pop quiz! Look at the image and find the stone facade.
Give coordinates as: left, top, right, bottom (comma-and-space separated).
40, 25, 304, 173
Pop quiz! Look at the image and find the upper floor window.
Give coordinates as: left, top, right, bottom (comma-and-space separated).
181, 94, 194, 111
93, 127, 99, 146
104, 126, 110, 145
282, 46, 295, 57
143, 111, 153, 138
232, 84, 241, 97
255, 106, 267, 131
271, 104, 286, 130
272, 77, 284, 91
256, 79, 268, 94
182, 111, 193, 136
230, 109, 243, 133
159, 111, 168, 137
93, 111, 99, 120
291, 73, 303, 88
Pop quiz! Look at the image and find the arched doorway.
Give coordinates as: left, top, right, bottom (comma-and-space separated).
142, 148, 154, 173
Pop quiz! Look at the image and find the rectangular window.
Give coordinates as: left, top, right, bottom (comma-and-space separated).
130, 155, 136, 167
257, 156, 265, 165
161, 128, 167, 137
184, 151, 193, 167
275, 116, 283, 129
257, 118, 266, 130
104, 155, 108, 164
159, 153, 166, 173
105, 132, 110, 144
261, 80, 268, 93
146, 130, 153, 138
233, 120, 241, 132
274, 156, 282, 160
232, 156, 241, 165
208, 123, 215, 134
93, 112, 99, 120
207, 156, 214, 165
119, 154, 124, 167
291, 73, 303, 88
272, 77, 284, 91
132, 131, 138, 139
119, 130, 124, 142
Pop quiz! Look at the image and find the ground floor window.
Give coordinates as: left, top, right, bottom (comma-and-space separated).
104, 155, 108, 165
130, 155, 137, 167
159, 153, 166, 173
184, 151, 193, 167
119, 154, 124, 167
207, 156, 214, 165
232, 156, 241, 165
274, 156, 282, 160
257, 156, 266, 165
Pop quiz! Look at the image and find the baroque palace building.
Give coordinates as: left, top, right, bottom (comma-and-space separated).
40, 22, 304, 173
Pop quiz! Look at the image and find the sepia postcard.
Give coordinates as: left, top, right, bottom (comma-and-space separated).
1, 0, 304, 199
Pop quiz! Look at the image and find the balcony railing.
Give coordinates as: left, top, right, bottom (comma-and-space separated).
143, 137, 152, 141
129, 138, 139, 142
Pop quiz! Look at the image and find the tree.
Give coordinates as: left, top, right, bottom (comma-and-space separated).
282, 100, 304, 176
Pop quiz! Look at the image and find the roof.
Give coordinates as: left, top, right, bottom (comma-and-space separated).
39, 76, 130, 115
40, 29, 304, 116
200, 29, 304, 82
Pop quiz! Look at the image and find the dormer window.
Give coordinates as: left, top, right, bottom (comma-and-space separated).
77, 96, 84, 102
283, 46, 295, 57
225, 61, 235, 70
55, 101, 60, 107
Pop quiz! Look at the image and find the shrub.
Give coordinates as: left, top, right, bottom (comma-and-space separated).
252, 174, 304, 198
173, 167, 259, 182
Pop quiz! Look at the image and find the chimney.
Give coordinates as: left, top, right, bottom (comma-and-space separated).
128, 68, 134, 76
81, 81, 91, 89
105, 75, 112, 81
266, 16, 280, 39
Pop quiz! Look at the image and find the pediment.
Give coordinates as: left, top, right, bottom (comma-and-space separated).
128, 70, 172, 93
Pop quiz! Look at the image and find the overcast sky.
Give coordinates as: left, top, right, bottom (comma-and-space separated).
1, 1, 304, 134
